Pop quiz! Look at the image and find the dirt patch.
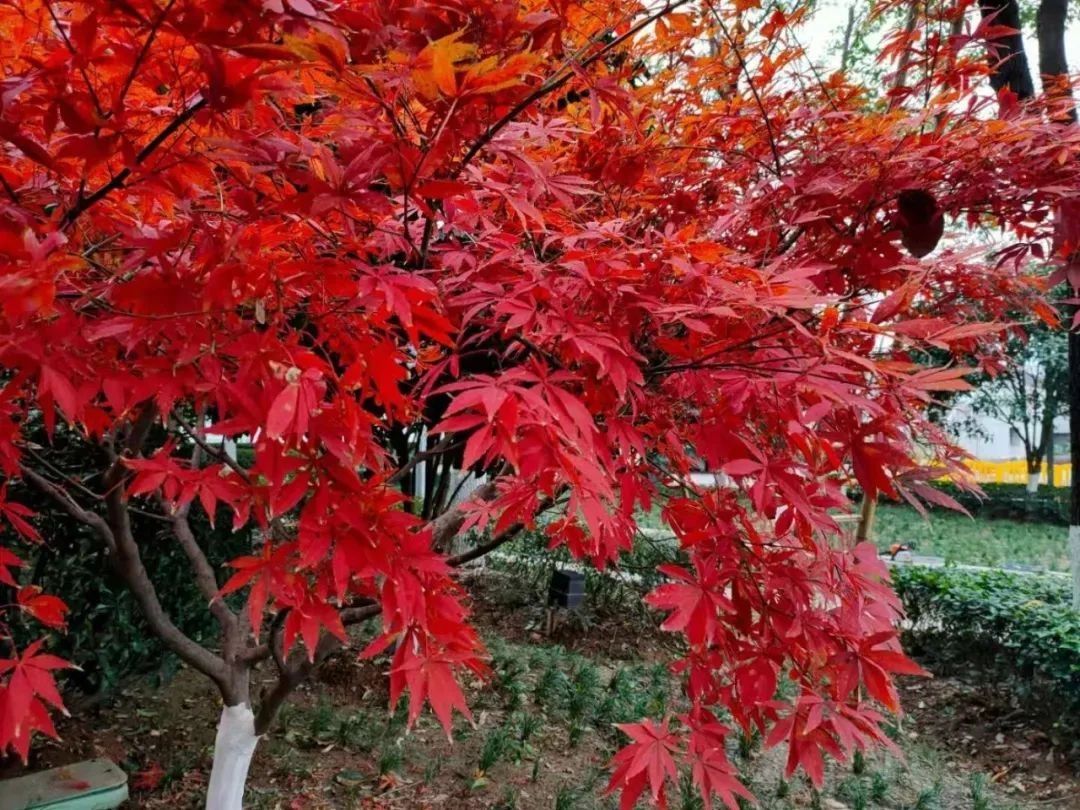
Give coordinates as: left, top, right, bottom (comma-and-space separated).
3, 574, 1078, 809
898, 673, 1078, 804
463, 567, 675, 663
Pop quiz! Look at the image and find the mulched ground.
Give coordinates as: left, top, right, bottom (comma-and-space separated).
898, 675, 1077, 804
1, 569, 1077, 808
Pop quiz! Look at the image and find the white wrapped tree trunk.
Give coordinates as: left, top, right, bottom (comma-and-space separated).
1027, 472, 1041, 493
206, 704, 260, 810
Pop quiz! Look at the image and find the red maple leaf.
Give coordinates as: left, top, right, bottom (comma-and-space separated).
17, 586, 69, 629
645, 559, 734, 646
607, 719, 681, 810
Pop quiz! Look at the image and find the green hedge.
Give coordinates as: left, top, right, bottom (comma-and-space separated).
891, 566, 1079, 753
854, 482, 1069, 525
6, 423, 253, 696
7, 499, 252, 696
931, 482, 1068, 525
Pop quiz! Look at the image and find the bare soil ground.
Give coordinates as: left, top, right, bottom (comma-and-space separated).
5, 572, 1078, 809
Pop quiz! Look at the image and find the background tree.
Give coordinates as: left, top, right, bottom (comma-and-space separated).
961, 327, 1068, 493
868, 0, 1080, 604
1, 1, 1079, 808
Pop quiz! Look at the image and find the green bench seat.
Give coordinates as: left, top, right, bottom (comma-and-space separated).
0, 760, 128, 810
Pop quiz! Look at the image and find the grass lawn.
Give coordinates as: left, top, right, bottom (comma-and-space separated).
872, 503, 1070, 572
637, 496, 1071, 572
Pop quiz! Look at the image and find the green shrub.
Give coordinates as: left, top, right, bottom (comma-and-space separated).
7, 422, 253, 694
9, 502, 252, 694
856, 482, 1068, 525
891, 567, 1079, 754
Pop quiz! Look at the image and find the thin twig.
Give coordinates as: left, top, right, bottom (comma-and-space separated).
62, 97, 208, 226
20, 465, 115, 550
116, 0, 176, 109
705, 0, 784, 178
171, 410, 252, 484
388, 435, 459, 485
454, 0, 693, 176
44, 0, 107, 119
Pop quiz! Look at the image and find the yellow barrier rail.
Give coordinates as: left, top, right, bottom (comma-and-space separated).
964, 459, 1071, 488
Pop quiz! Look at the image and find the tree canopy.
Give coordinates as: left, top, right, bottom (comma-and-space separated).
0, 0, 1078, 807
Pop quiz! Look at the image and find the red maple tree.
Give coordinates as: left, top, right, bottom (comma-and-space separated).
1, 0, 1078, 807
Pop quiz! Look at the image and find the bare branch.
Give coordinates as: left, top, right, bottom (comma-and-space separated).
20, 465, 116, 551
171, 512, 236, 625
171, 409, 252, 484
62, 97, 208, 226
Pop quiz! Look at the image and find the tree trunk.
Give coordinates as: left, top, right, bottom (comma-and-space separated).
1047, 430, 1055, 487
1027, 470, 1041, 494
979, 1, 1036, 99
1036, 0, 1077, 123
856, 493, 877, 544
1067, 314, 1080, 611
1035, 0, 1080, 609
840, 4, 857, 72
206, 704, 261, 810
1029, 412, 1055, 493
889, 2, 920, 107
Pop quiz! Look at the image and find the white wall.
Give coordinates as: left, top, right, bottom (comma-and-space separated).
947, 401, 1069, 461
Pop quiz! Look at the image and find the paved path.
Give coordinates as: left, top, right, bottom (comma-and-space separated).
883, 554, 1069, 578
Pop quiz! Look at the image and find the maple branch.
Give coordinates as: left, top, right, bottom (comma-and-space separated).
363, 77, 408, 140
43, 0, 107, 121
20, 466, 115, 550
455, 0, 693, 176
255, 650, 319, 735
116, 0, 176, 110
24, 444, 172, 524
704, 0, 784, 178
447, 489, 563, 566
340, 603, 382, 624
253, 603, 381, 734
25, 435, 230, 689
251, 500, 541, 733
248, 489, 551, 730
171, 511, 236, 626
387, 435, 459, 485
0, 173, 20, 205
771, 225, 805, 260
429, 481, 497, 553
23, 445, 104, 501
240, 599, 380, 666
61, 96, 208, 227
446, 520, 526, 567
171, 409, 252, 484
510, 334, 564, 370
94, 403, 235, 691
104, 472, 231, 690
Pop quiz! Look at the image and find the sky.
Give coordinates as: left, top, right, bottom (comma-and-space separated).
801, 0, 1080, 79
